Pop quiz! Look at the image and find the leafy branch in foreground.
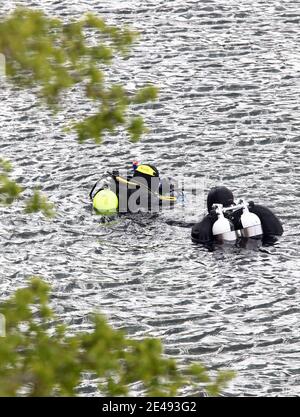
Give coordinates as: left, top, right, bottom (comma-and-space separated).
0, 8, 158, 144
0, 278, 235, 397
25, 189, 55, 218
0, 157, 23, 205
0, 158, 53, 217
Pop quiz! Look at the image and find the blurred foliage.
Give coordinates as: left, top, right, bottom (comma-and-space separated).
0, 158, 53, 216
0, 278, 235, 396
0, 158, 23, 205
0, 8, 158, 144
25, 189, 55, 218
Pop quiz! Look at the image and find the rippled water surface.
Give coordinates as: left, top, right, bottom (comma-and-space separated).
1, 0, 300, 396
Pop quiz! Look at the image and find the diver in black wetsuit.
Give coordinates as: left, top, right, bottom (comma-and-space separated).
113, 163, 160, 213
191, 186, 283, 245
90, 163, 176, 214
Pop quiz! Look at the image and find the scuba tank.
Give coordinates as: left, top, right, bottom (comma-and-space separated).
221, 199, 263, 239
212, 204, 237, 242
239, 201, 263, 238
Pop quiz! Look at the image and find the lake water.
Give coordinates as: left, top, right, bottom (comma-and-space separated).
0, 0, 299, 396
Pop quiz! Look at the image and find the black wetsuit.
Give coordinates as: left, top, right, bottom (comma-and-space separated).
109, 171, 175, 213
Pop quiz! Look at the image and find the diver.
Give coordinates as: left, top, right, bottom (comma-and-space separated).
191, 186, 283, 246
89, 162, 177, 215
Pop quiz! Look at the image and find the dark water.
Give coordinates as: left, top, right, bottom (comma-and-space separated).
1, 0, 300, 396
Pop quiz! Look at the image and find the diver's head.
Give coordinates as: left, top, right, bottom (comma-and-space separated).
207, 186, 234, 212
133, 164, 160, 190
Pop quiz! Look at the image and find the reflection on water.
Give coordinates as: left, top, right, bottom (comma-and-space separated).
0, 0, 300, 396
